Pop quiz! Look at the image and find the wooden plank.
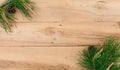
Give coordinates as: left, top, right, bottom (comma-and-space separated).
34, 0, 120, 22
0, 21, 120, 47
13, 0, 120, 22
0, 0, 98, 22
0, 47, 85, 70
1, 0, 120, 22
94, 0, 120, 22
29, 0, 97, 22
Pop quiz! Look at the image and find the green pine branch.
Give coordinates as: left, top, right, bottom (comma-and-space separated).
78, 37, 120, 70
110, 64, 120, 70
0, 8, 12, 32
0, 0, 34, 32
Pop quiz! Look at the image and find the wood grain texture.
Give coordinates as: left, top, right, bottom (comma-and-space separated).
11, 0, 120, 22
0, 21, 119, 47
0, 47, 85, 70
0, 0, 119, 70
0, 0, 119, 46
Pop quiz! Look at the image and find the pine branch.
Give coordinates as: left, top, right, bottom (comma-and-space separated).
9, 0, 34, 17
78, 37, 120, 70
0, 8, 12, 32
110, 64, 120, 70
0, 0, 34, 32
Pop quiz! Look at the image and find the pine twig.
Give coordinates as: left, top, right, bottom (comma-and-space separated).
78, 37, 120, 70
0, 0, 34, 32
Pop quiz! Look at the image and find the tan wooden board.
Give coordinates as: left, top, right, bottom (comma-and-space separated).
0, 47, 85, 70
0, 0, 120, 22
0, 21, 119, 47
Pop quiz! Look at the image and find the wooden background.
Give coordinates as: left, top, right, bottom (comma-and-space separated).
0, 0, 120, 70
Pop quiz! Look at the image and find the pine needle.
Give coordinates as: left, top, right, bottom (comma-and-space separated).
110, 64, 120, 70
78, 37, 120, 70
0, 0, 33, 32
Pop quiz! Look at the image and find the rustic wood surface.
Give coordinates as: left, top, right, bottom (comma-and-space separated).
0, 47, 84, 70
0, 0, 120, 46
0, 0, 119, 70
